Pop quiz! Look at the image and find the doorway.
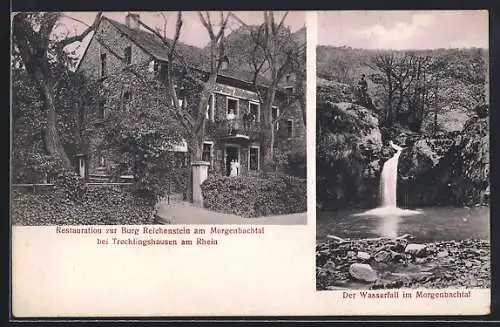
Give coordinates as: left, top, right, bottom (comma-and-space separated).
78, 157, 86, 179
225, 145, 240, 176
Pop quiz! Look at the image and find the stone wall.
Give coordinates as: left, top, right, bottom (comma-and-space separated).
78, 19, 153, 79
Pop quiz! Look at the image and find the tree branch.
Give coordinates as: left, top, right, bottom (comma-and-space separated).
58, 12, 102, 47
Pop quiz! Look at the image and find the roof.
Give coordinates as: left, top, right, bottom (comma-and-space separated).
105, 17, 206, 67
103, 17, 279, 90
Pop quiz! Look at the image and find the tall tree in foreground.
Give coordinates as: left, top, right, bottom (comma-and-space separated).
12, 12, 102, 169
130, 11, 230, 200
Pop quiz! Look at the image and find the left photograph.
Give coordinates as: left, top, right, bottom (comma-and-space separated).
11, 11, 307, 226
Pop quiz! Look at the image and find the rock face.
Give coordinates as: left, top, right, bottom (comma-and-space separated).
349, 263, 378, 282
398, 115, 489, 207
316, 79, 382, 210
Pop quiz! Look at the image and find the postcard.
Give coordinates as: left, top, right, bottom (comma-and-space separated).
10, 9, 490, 317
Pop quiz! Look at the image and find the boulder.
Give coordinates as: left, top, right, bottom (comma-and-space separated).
349, 263, 378, 282
357, 251, 371, 260
405, 244, 427, 257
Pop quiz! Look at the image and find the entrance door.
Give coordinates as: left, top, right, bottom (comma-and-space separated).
78, 157, 86, 178
225, 146, 240, 176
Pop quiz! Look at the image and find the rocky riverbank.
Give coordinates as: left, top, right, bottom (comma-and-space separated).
316, 236, 490, 290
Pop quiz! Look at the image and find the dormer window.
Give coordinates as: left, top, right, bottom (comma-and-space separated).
124, 46, 132, 65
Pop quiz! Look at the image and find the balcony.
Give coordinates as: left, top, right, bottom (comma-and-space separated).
210, 117, 261, 144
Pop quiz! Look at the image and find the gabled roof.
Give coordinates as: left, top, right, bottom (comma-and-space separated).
104, 17, 206, 67
101, 17, 282, 91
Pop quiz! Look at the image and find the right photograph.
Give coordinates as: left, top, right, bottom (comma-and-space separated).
316, 11, 490, 291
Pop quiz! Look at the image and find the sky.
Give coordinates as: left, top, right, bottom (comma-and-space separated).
54, 11, 305, 61
317, 10, 489, 50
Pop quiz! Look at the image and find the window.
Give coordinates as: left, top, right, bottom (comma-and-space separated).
124, 46, 132, 65
123, 91, 131, 103
174, 85, 186, 108
76, 101, 84, 125
202, 142, 213, 163
98, 100, 106, 119
272, 106, 279, 130
123, 91, 132, 109
286, 119, 294, 138
249, 102, 260, 122
100, 53, 107, 77
98, 154, 106, 167
249, 146, 260, 171
206, 94, 215, 121
227, 98, 238, 118
285, 86, 294, 103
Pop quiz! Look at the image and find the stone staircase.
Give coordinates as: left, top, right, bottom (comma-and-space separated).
88, 166, 111, 183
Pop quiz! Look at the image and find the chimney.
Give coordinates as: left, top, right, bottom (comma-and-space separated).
125, 13, 140, 30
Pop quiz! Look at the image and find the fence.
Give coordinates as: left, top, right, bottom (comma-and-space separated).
12, 182, 134, 194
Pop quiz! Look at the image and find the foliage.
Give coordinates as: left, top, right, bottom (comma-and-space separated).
53, 170, 87, 201
223, 13, 306, 167
86, 65, 188, 203
12, 185, 157, 226
11, 66, 86, 183
316, 96, 382, 209
12, 12, 102, 168
317, 46, 488, 135
201, 173, 306, 217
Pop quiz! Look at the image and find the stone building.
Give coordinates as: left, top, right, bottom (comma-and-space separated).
75, 13, 306, 183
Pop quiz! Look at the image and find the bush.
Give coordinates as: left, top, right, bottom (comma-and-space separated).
12, 185, 157, 226
53, 170, 87, 201
201, 173, 306, 218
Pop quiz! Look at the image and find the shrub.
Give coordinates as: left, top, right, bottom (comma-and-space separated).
53, 170, 87, 201
201, 173, 306, 218
11, 185, 157, 226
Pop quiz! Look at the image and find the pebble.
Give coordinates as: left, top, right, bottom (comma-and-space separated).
357, 251, 371, 260
437, 250, 449, 258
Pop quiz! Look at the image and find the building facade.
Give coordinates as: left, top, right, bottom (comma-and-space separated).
76, 14, 306, 183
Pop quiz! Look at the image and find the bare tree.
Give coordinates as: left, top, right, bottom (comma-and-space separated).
133, 11, 230, 200
230, 11, 305, 169
368, 53, 397, 125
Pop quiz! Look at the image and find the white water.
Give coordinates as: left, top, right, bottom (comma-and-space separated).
355, 142, 421, 217
380, 149, 402, 207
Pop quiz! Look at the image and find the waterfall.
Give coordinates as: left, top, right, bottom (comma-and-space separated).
355, 140, 422, 217
380, 149, 403, 208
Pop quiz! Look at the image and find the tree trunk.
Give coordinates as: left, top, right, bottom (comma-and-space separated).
262, 122, 275, 171
186, 131, 204, 203
38, 72, 73, 169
